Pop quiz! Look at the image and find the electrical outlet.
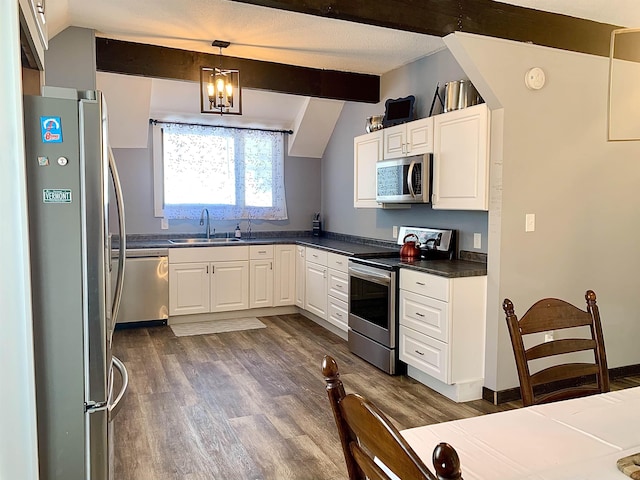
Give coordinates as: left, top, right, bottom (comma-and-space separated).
473, 233, 481, 249
525, 213, 535, 232
392, 226, 398, 238
544, 331, 554, 343
161, 218, 169, 230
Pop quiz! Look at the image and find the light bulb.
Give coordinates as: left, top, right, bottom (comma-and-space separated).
216, 77, 225, 96
207, 81, 214, 98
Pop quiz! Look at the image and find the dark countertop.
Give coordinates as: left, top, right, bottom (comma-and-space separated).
350, 256, 487, 278
121, 234, 400, 258
120, 233, 486, 278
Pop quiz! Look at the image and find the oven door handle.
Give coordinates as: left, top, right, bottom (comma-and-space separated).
348, 266, 391, 286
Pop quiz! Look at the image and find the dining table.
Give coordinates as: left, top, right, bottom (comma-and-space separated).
401, 386, 640, 479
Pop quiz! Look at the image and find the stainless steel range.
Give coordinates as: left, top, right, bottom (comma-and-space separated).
347, 227, 455, 374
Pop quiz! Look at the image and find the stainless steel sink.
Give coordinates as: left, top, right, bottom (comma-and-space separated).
168, 238, 244, 245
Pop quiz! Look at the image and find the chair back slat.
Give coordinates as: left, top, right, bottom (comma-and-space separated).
526, 338, 596, 360
530, 363, 601, 387
503, 290, 609, 407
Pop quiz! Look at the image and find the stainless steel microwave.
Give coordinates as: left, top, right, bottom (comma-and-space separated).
376, 155, 430, 203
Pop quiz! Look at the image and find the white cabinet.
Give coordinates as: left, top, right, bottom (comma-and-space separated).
169, 262, 210, 315
169, 246, 249, 316
305, 247, 328, 319
18, 0, 47, 69
210, 261, 250, 312
399, 268, 487, 402
383, 117, 433, 159
295, 245, 306, 308
326, 252, 349, 332
353, 131, 382, 208
432, 103, 490, 210
249, 245, 274, 309
273, 245, 295, 306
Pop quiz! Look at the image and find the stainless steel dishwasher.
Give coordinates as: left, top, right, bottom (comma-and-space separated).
111, 248, 169, 325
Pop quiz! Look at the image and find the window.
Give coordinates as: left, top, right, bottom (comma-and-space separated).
155, 122, 287, 220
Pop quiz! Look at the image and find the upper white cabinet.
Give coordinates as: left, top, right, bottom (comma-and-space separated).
383, 117, 433, 159
19, 0, 47, 69
432, 103, 490, 211
353, 131, 382, 208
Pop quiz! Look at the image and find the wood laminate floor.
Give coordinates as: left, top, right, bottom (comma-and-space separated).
112, 314, 640, 480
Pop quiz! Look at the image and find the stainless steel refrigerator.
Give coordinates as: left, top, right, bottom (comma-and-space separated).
23, 87, 128, 480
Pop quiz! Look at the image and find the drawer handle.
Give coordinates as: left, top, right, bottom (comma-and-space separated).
416, 281, 426, 286
335, 284, 343, 289
415, 312, 425, 317
414, 350, 425, 356
336, 261, 343, 265
335, 313, 342, 318
258, 250, 267, 254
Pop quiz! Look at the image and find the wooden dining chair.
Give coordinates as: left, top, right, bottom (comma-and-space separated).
321, 355, 462, 480
503, 289, 609, 407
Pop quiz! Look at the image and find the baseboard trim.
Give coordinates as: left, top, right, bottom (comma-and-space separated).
483, 363, 640, 405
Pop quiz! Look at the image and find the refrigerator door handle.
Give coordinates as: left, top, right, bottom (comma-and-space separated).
108, 356, 128, 422
109, 145, 126, 332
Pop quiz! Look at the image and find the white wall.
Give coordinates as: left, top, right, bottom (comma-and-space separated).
446, 33, 640, 391
1, 1, 39, 478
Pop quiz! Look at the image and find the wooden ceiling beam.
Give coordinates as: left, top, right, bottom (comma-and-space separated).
95, 38, 380, 103
229, 0, 621, 58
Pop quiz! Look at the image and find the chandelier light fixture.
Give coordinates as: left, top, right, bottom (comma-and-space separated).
200, 40, 242, 115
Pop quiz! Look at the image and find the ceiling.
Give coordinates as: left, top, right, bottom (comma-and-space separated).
46, 0, 640, 146
47, 0, 640, 77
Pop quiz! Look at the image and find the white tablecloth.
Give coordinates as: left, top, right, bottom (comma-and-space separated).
401, 387, 640, 479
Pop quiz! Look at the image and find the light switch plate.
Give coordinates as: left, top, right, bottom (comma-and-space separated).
161, 218, 169, 230
525, 213, 535, 232
392, 225, 398, 238
473, 233, 481, 249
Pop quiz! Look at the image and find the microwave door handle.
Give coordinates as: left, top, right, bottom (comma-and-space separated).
407, 160, 416, 198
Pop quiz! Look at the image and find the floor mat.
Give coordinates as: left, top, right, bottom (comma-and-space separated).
170, 317, 266, 336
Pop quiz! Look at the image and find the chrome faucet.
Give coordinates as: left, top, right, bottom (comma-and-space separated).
199, 208, 214, 239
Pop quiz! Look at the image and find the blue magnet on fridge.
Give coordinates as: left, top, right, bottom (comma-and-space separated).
41, 116, 63, 143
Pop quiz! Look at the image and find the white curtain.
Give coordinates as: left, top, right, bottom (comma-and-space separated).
162, 123, 288, 220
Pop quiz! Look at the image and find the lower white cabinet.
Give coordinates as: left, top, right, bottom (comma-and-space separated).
168, 262, 210, 315
399, 268, 487, 402
210, 261, 250, 312
274, 245, 296, 306
295, 245, 306, 308
249, 245, 274, 309
326, 252, 349, 332
169, 246, 249, 316
305, 248, 328, 319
